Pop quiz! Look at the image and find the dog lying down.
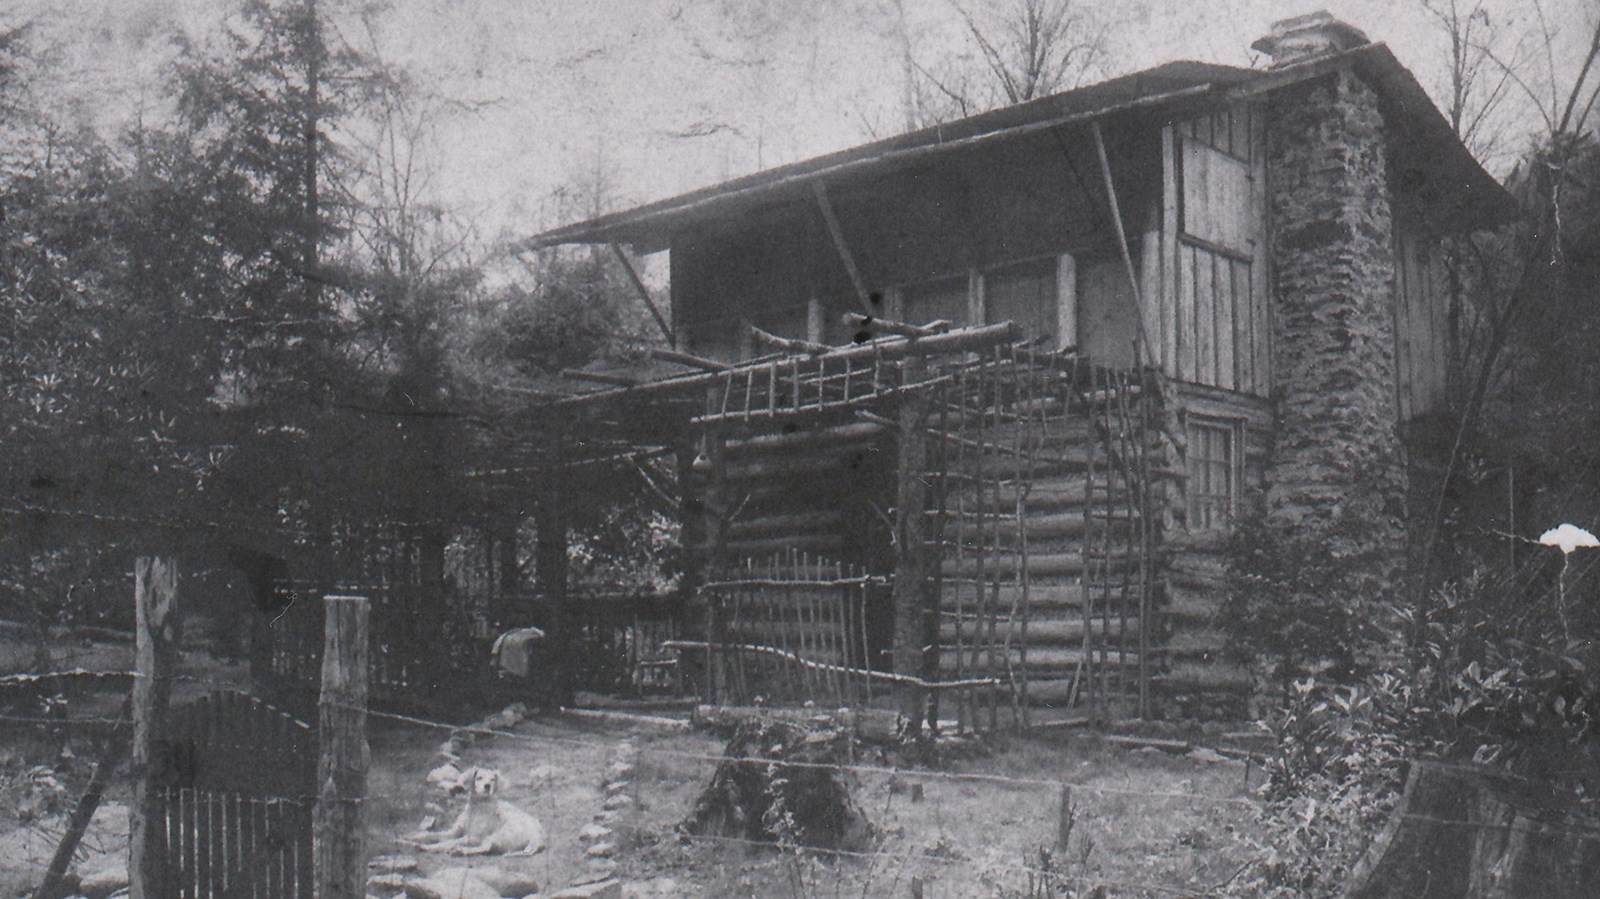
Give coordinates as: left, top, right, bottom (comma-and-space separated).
402, 767, 546, 857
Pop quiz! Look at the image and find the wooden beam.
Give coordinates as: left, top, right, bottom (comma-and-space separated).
751, 323, 829, 355
315, 595, 369, 899
1090, 120, 1159, 365
649, 348, 728, 371
812, 180, 876, 315
550, 321, 1020, 409
561, 368, 639, 387
609, 242, 674, 345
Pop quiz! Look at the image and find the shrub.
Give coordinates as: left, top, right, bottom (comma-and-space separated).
1229, 674, 1421, 897
1222, 508, 1397, 694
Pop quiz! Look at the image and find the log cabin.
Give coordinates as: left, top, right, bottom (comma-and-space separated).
522, 12, 1518, 725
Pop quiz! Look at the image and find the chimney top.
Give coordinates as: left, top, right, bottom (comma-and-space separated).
1251, 11, 1370, 68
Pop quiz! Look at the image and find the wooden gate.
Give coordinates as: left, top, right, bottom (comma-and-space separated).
149, 690, 317, 898
703, 550, 884, 709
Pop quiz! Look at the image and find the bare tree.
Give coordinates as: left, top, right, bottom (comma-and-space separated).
1423, 0, 1526, 166
902, 0, 1112, 127
1418, 3, 1600, 598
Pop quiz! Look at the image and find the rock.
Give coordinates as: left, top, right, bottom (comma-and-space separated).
605, 762, 634, 780
415, 868, 505, 899
77, 860, 129, 899
585, 841, 616, 858
603, 780, 629, 795
486, 708, 520, 729
465, 865, 541, 897
1187, 747, 1229, 763
625, 877, 679, 898
601, 793, 632, 811
526, 764, 557, 785
507, 701, 531, 718
368, 855, 421, 874
549, 878, 623, 899
579, 822, 613, 842
427, 763, 465, 790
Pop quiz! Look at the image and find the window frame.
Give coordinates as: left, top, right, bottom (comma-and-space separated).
1184, 414, 1243, 532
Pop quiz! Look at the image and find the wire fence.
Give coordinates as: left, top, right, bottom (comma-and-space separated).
4, 667, 1600, 898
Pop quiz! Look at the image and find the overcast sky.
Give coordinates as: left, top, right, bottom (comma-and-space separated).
11, 0, 1596, 249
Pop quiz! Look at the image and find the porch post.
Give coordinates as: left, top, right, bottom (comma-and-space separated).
534, 429, 571, 706
891, 359, 933, 735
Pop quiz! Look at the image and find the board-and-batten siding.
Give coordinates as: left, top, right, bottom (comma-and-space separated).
1150, 106, 1270, 396
1394, 223, 1449, 420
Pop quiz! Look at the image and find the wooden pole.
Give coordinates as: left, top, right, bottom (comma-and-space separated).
535, 433, 571, 706
1089, 120, 1158, 363
1057, 784, 1074, 850
38, 699, 130, 899
315, 595, 369, 899
701, 401, 731, 704
609, 242, 675, 345
130, 557, 178, 899
892, 359, 933, 735
811, 180, 876, 315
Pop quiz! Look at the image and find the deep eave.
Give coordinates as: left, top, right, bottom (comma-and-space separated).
523, 45, 1517, 254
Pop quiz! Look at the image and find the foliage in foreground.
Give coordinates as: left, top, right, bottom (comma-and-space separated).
1228, 567, 1600, 897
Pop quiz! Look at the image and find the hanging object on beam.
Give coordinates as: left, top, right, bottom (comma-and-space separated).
842, 311, 950, 339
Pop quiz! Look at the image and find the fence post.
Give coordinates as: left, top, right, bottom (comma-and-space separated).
314, 595, 369, 899
892, 360, 933, 735
129, 556, 178, 899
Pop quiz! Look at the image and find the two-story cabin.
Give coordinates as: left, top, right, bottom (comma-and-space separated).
524, 13, 1516, 725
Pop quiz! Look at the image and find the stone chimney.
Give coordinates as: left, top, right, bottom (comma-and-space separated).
1251, 11, 1370, 68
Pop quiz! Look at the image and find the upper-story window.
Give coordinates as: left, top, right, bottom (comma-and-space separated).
1169, 104, 1270, 396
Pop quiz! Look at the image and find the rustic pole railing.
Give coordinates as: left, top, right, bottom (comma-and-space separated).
314, 595, 369, 899
130, 556, 178, 899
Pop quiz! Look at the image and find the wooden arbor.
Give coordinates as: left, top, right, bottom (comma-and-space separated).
531, 319, 1166, 732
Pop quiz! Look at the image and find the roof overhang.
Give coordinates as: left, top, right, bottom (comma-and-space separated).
520, 62, 1259, 254
522, 45, 1517, 254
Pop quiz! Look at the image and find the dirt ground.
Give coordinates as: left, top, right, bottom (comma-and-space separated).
372, 711, 1268, 898
3, 627, 1268, 898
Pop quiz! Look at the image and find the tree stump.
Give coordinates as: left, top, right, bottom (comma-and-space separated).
1345, 761, 1600, 898
684, 718, 873, 852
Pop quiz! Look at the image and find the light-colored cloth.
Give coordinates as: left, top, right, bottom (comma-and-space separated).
490, 627, 545, 679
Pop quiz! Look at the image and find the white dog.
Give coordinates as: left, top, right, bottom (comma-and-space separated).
401, 768, 546, 857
